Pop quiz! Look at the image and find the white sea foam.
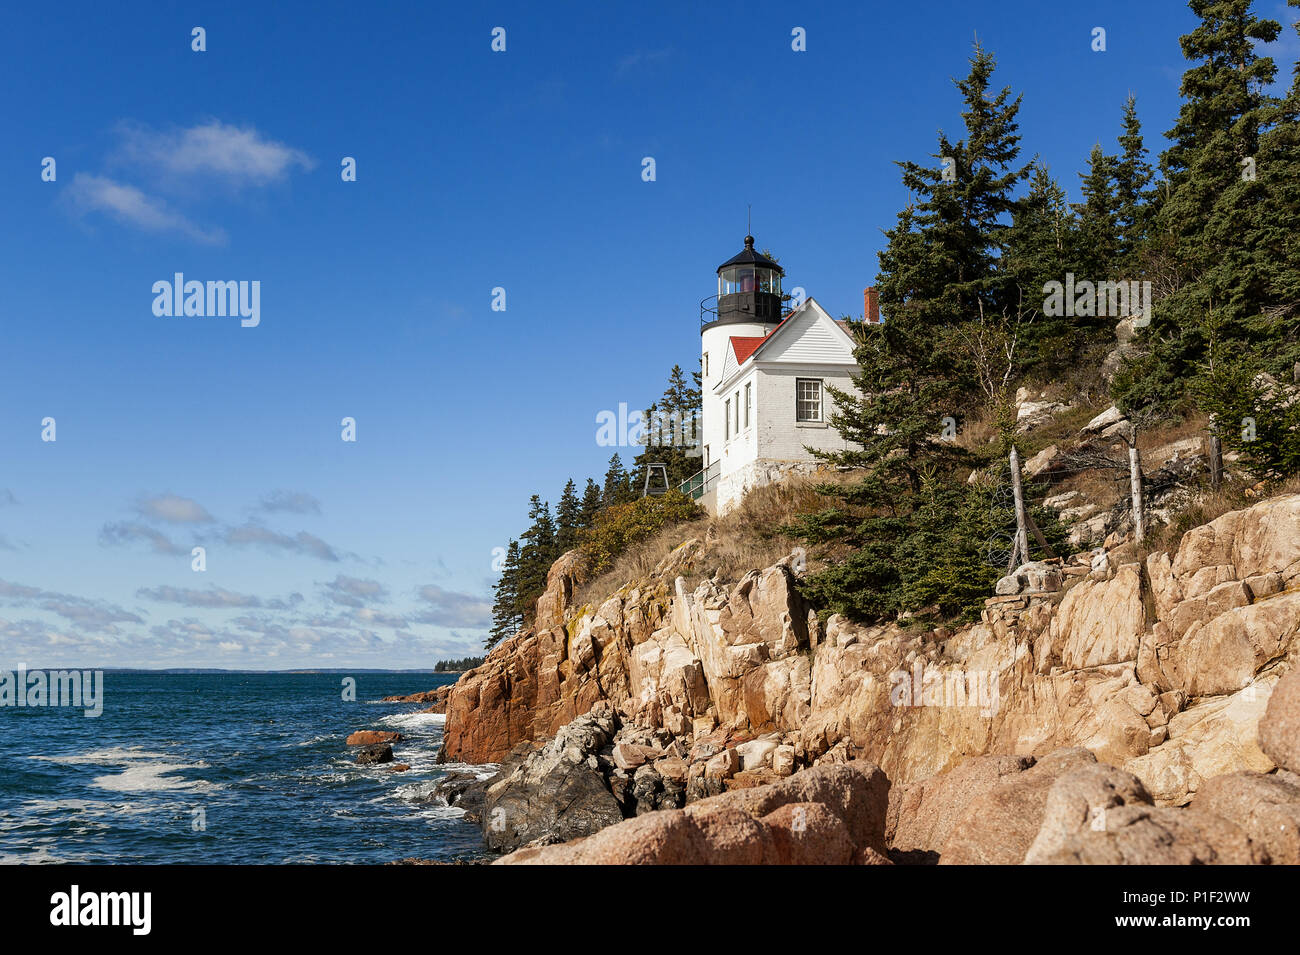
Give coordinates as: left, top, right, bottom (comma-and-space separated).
30, 746, 216, 793
378, 711, 446, 729
93, 762, 214, 793
30, 747, 173, 765
437, 761, 500, 781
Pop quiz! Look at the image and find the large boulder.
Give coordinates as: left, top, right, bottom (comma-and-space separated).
1259, 669, 1300, 774
1258, 670, 1300, 774
346, 730, 402, 746
1027, 804, 1263, 864
1022, 763, 1153, 863
354, 744, 393, 765
496, 761, 890, 865
1192, 772, 1300, 864
888, 755, 1034, 857
939, 748, 1098, 864
480, 706, 625, 852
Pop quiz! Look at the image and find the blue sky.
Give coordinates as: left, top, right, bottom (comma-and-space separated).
1, 1, 1296, 668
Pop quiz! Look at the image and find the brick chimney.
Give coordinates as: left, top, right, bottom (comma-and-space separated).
864, 287, 880, 324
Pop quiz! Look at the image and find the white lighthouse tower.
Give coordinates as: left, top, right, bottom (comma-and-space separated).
698, 235, 785, 493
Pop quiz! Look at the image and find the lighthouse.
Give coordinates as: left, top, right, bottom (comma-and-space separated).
686, 236, 860, 516
700, 235, 785, 476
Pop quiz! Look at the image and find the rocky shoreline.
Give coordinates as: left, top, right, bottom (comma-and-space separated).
412, 493, 1300, 863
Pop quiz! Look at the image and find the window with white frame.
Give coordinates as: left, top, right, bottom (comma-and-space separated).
744, 382, 751, 428
796, 378, 823, 422
724, 398, 730, 440
733, 391, 740, 434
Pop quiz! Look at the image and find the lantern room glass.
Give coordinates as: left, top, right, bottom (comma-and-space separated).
719, 267, 781, 297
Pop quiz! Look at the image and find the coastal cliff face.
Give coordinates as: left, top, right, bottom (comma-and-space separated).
441, 494, 1300, 815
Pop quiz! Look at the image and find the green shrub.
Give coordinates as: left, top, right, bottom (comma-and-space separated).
580, 491, 700, 575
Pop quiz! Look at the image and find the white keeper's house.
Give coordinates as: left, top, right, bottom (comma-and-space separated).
681, 235, 878, 515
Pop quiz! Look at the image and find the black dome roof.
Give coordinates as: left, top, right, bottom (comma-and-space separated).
717, 235, 783, 274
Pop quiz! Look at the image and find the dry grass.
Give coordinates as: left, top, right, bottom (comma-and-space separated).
572, 516, 709, 609
571, 472, 854, 610
1135, 483, 1252, 560
1137, 412, 1210, 461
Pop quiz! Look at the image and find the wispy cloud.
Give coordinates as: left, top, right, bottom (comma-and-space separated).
224, 523, 339, 561
136, 493, 214, 524
0, 489, 17, 507
322, 575, 387, 608
412, 584, 491, 629
64, 173, 226, 244
136, 585, 303, 610
99, 521, 184, 555
116, 119, 315, 186
0, 578, 144, 634
616, 48, 673, 75
257, 490, 322, 515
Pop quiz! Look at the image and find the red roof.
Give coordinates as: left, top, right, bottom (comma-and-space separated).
728, 311, 798, 365
730, 336, 767, 364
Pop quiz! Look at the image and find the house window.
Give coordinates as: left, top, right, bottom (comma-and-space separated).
796, 378, 823, 422
734, 392, 740, 434
744, 382, 751, 428
724, 399, 730, 440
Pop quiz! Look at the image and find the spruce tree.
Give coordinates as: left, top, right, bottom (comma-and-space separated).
632, 364, 704, 491
1113, 94, 1155, 263
602, 454, 633, 506
1073, 144, 1121, 285
1113, 0, 1284, 414
555, 479, 581, 552
792, 42, 1028, 624
487, 538, 522, 648
516, 496, 557, 621
579, 478, 603, 528
1005, 162, 1075, 373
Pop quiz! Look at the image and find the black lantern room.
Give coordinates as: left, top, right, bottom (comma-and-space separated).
703, 235, 784, 328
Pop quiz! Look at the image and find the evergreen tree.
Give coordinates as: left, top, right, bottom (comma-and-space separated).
632, 364, 704, 492
792, 43, 1030, 625
516, 496, 557, 621
486, 538, 522, 648
1113, 94, 1155, 262
601, 454, 633, 506
1005, 162, 1075, 372
1113, 0, 1284, 414
579, 478, 603, 528
1073, 144, 1121, 284
555, 479, 581, 552
1190, 3, 1300, 480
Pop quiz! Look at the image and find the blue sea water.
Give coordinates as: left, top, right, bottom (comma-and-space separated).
0, 672, 493, 864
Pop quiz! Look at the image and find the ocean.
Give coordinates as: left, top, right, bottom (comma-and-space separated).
0, 672, 493, 864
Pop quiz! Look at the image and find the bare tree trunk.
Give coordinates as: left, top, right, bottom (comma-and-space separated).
1009, 447, 1031, 568
1129, 440, 1145, 543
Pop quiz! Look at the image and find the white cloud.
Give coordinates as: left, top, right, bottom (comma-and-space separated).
117, 119, 315, 185
323, 575, 387, 608
64, 173, 226, 244
224, 523, 339, 561
137, 493, 214, 524
99, 521, 184, 555
258, 490, 322, 515
413, 584, 492, 630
